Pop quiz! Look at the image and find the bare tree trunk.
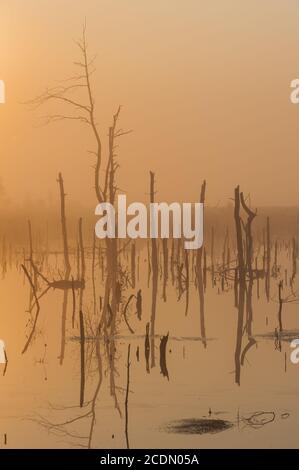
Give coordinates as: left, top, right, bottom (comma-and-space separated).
211, 227, 215, 287
59, 288, 69, 365
255, 257, 260, 299
184, 250, 190, 316
274, 240, 278, 275
150, 171, 158, 369
131, 242, 136, 289
78, 217, 85, 312
196, 181, 207, 347
170, 239, 175, 286
125, 344, 131, 449
265, 216, 271, 301
291, 238, 297, 286
240, 192, 257, 365
203, 248, 207, 291
79, 310, 85, 407
136, 289, 142, 321
57, 173, 71, 276
278, 280, 283, 333
162, 238, 168, 302
92, 231, 97, 316
147, 241, 151, 288
234, 186, 246, 386
145, 322, 150, 374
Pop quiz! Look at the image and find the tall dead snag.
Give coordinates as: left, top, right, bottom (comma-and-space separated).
78, 217, 85, 313
240, 192, 257, 366
234, 267, 239, 308
234, 186, 246, 386
79, 310, 85, 407
240, 193, 256, 333
56, 175, 71, 364
203, 248, 207, 291
131, 242, 136, 289
273, 240, 278, 276
265, 216, 271, 301
78, 218, 86, 282
221, 229, 228, 291
184, 250, 190, 316
291, 238, 297, 286
162, 238, 168, 302
71, 277, 76, 328
262, 229, 266, 274
150, 171, 158, 369
147, 241, 151, 288
136, 289, 142, 321
105, 108, 127, 416
177, 238, 182, 267
125, 344, 131, 449
59, 287, 69, 365
176, 262, 184, 300
170, 239, 175, 286
145, 322, 150, 374
57, 173, 71, 277
255, 257, 260, 299
278, 280, 283, 335
210, 227, 215, 287
196, 180, 207, 347
92, 231, 97, 316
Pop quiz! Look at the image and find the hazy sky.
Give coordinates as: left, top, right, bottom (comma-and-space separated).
1, 0, 299, 208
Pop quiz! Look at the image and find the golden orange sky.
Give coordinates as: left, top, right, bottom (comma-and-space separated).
1, 0, 299, 208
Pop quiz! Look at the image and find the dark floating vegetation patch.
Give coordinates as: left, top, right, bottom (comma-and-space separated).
164, 418, 234, 435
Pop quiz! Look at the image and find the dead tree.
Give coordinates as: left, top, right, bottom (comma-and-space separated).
265, 217, 271, 301
130, 242, 136, 289
149, 171, 158, 368
59, 284, 69, 365
91, 231, 97, 316
79, 310, 85, 407
240, 193, 256, 331
184, 250, 190, 316
196, 180, 207, 347
78, 217, 85, 314
136, 289, 142, 321
211, 227, 215, 286
234, 186, 246, 386
234, 187, 257, 383
125, 344, 131, 449
162, 238, 168, 302
170, 239, 175, 286
57, 173, 71, 277
145, 322, 150, 374
278, 280, 283, 335
240, 192, 257, 365
291, 238, 297, 286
